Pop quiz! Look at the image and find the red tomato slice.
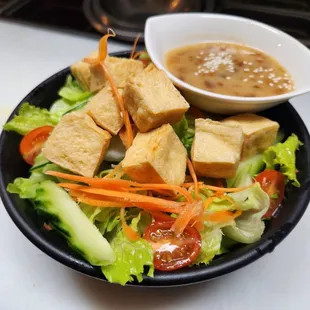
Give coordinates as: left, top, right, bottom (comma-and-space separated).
143, 221, 202, 271
19, 126, 54, 165
255, 170, 285, 219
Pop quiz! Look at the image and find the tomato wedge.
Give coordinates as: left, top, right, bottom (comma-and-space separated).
19, 126, 54, 165
143, 221, 201, 271
255, 169, 285, 219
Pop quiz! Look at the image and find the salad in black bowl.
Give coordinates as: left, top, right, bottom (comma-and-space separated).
1, 34, 310, 287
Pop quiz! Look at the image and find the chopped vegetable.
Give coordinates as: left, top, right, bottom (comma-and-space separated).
19, 126, 54, 165
263, 134, 303, 187
193, 228, 222, 265
172, 115, 195, 154
255, 170, 285, 218
144, 221, 201, 271
58, 75, 92, 102
223, 183, 270, 243
101, 213, 154, 285
3, 103, 58, 135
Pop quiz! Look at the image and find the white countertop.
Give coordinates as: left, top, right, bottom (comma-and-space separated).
1, 20, 310, 310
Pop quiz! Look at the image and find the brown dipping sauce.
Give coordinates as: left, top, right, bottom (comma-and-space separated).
165, 42, 294, 97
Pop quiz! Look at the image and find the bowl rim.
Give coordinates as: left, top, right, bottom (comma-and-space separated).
1, 50, 310, 287
145, 12, 310, 103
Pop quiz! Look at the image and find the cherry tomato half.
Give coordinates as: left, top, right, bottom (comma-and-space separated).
255, 169, 285, 219
19, 126, 54, 165
143, 221, 202, 271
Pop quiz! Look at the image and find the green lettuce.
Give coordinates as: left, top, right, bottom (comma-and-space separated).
3, 103, 58, 135
95, 208, 121, 235
80, 204, 102, 223
263, 134, 303, 187
58, 75, 92, 102
7, 158, 68, 199
172, 115, 195, 154
223, 183, 270, 244
226, 154, 265, 188
194, 228, 222, 265
101, 213, 154, 285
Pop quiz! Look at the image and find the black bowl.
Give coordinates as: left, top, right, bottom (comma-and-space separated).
1, 51, 310, 287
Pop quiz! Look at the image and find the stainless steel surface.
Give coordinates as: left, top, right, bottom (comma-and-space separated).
83, 0, 203, 41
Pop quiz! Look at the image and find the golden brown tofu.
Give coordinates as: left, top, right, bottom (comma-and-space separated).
191, 119, 244, 178
222, 113, 279, 159
71, 53, 144, 93
85, 87, 123, 135
123, 68, 190, 132
122, 124, 187, 185
70, 50, 98, 92
42, 112, 111, 177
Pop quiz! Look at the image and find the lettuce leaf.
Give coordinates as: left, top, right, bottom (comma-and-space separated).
223, 183, 270, 244
172, 115, 195, 154
58, 75, 92, 102
226, 154, 265, 188
7, 159, 68, 199
96, 208, 121, 235
80, 204, 102, 223
193, 228, 222, 265
3, 103, 58, 135
101, 213, 154, 285
263, 134, 303, 187
4, 76, 92, 136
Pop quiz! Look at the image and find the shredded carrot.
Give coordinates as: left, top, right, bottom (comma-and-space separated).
130, 34, 141, 59
127, 187, 174, 197
120, 208, 140, 241
72, 193, 125, 208
100, 62, 133, 148
58, 183, 184, 212
187, 158, 199, 198
182, 182, 204, 188
201, 184, 253, 193
132, 51, 144, 59
204, 210, 242, 223
98, 29, 116, 62
46, 171, 193, 202
203, 196, 218, 209
171, 201, 204, 235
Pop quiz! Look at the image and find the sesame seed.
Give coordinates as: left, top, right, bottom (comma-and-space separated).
278, 85, 283, 89
226, 76, 231, 80
244, 68, 250, 72
248, 62, 253, 65
258, 80, 263, 84
249, 75, 254, 78
243, 78, 248, 82
284, 73, 288, 77
269, 83, 274, 87
243, 61, 248, 64
260, 75, 264, 78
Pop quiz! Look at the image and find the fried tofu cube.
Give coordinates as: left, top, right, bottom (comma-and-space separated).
123, 68, 190, 132
42, 112, 111, 177
85, 87, 123, 135
222, 113, 279, 159
71, 52, 144, 92
70, 50, 98, 92
191, 119, 244, 178
122, 124, 187, 185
